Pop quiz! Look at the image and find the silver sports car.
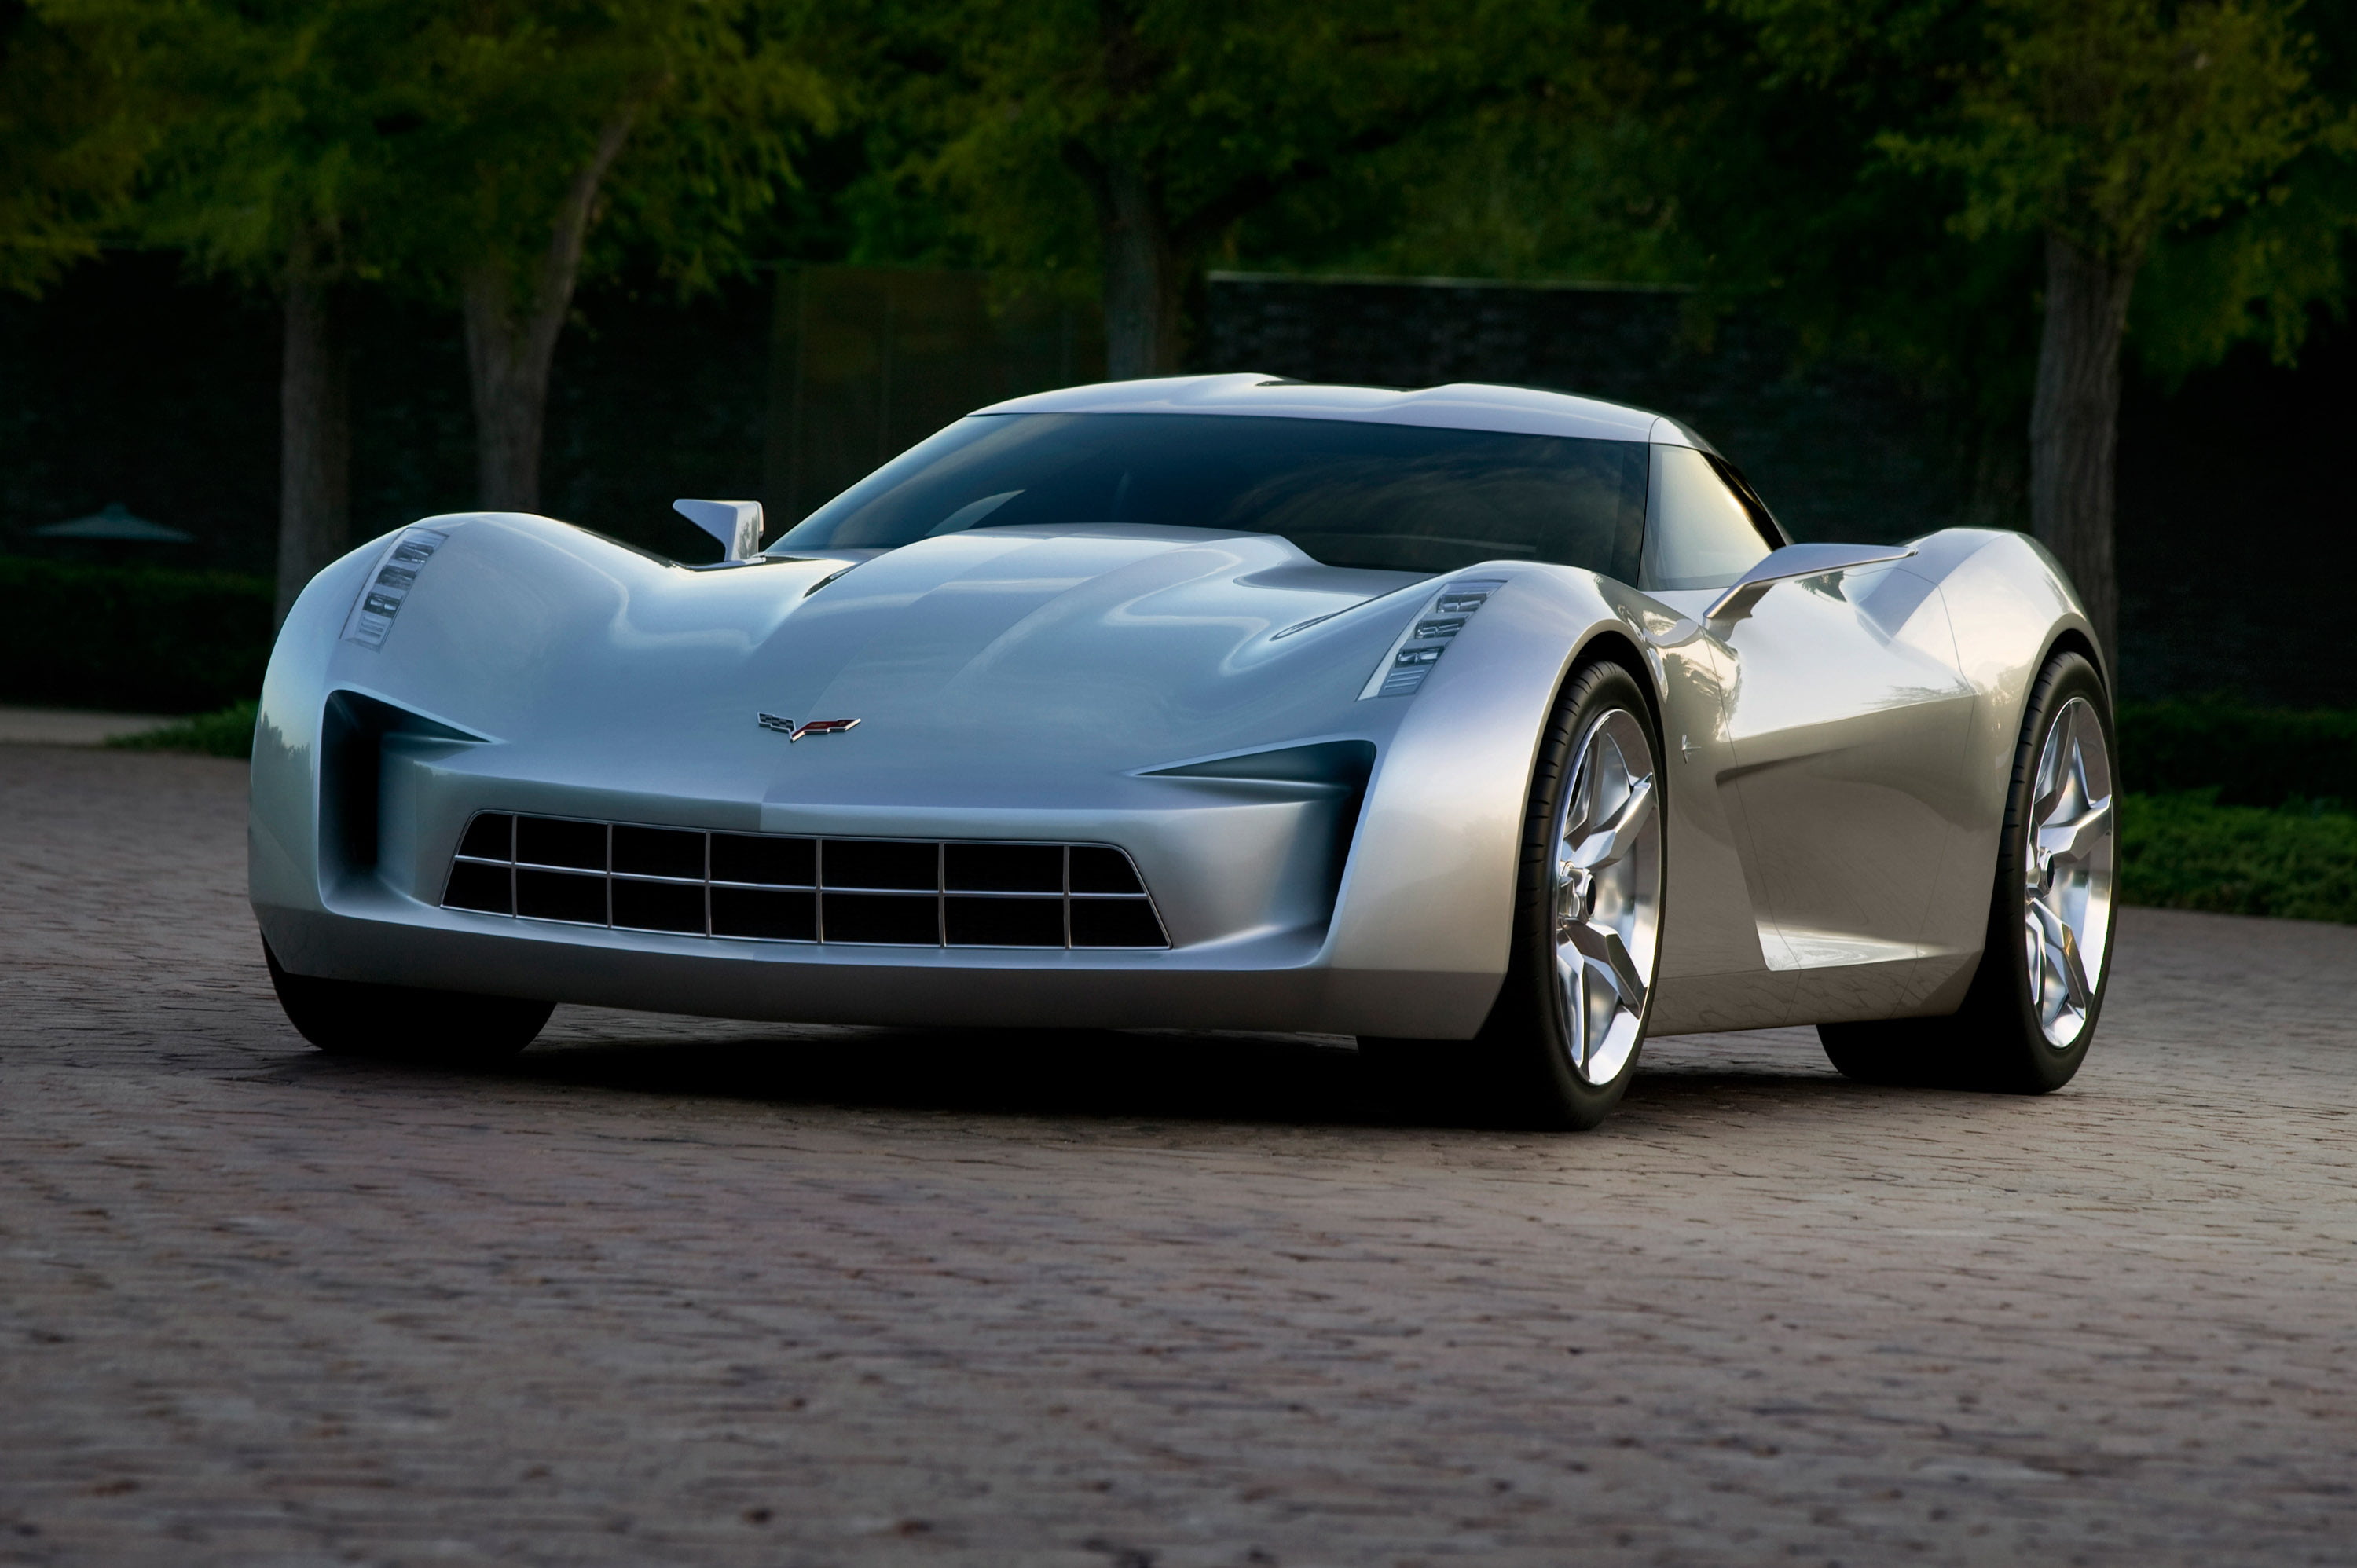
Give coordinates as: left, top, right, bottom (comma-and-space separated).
250, 374, 2117, 1128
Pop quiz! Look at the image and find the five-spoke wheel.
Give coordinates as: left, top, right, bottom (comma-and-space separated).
1358, 659, 1667, 1129
2023, 694, 2114, 1050
1549, 705, 1661, 1087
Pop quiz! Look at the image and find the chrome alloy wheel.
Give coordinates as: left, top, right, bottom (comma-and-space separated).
1549, 707, 1662, 1085
2023, 694, 2115, 1050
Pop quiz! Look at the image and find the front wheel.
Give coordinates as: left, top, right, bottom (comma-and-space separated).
1820, 649, 2116, 1092
265, 943, 554, 1063
1365, 659, 1666, 1130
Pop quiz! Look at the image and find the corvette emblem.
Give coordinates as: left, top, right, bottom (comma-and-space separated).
758, 713, 861, 742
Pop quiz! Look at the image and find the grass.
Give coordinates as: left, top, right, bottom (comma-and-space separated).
2120, 790, 2357, 924
108, 699, 258, 760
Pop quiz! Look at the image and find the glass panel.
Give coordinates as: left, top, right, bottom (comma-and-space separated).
1641, 445, 1774, 591
773, 413, 1649, 580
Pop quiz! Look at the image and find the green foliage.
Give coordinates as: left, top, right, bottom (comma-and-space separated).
2131, 147, 2357, 377
0, 1, 152, 294
380, 0, 830, 302
2115, 697, 2357, 808
1879, 0, 2319, 262
98, 0, 393, 284
1725, 0, 2351, 393
0, 555, 271, 713
2106, 698, 2357, 922
903, 0, 1572, 288
2120, 789, 2357, 922
1244, 45, 1695, 286
108, 698, 258, 757
51, 0, 831, 300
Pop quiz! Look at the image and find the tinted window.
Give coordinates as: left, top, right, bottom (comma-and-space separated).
1640, 445, 1778, 591
774, 412, 1650, 579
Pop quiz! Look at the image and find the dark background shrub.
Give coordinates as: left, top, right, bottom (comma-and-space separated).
2115, 699, 2357, 809
0, 556, 271, 713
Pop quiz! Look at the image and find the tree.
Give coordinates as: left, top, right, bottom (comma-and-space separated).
385, 0, 827, 511
907, 0, 1565, 376
0, 1, 147, 297
1738, 0, 2333, 661
113, 0, 401, 621
82, 0, 824, 603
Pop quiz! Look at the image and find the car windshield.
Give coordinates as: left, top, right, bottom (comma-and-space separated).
772, 412, 1650, 578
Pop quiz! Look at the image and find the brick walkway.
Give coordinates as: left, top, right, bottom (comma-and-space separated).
2, 744, 2352, 1566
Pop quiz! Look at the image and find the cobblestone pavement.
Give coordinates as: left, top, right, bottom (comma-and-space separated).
3, 744, 2353, 1568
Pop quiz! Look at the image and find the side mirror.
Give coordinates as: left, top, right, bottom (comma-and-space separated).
1704, 541, 1915, 621
673, 498, 764, 563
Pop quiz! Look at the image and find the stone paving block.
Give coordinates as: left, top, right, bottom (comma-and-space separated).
2, 746, 2353, 1565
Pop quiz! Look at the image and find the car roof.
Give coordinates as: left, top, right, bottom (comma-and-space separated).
974, 372, 1713, 450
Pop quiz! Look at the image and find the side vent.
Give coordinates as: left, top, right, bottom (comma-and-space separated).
1142, 738, 1376, 914
319, 692, 487, 883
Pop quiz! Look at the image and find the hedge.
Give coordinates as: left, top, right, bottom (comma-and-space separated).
106, 698, 259, 759
2116, 698, 2355, 809
0, 555, 273, 713
2120, 791, 2357, 924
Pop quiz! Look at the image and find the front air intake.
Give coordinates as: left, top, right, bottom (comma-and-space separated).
442, 814, 1169, 950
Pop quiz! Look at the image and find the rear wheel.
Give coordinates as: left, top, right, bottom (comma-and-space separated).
1819, 650, 2116, 1091
1363, 660, 1665, 1129
265, 943, 553, 1062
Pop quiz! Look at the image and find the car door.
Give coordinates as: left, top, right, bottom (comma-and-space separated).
1641, 442, 1978, 1020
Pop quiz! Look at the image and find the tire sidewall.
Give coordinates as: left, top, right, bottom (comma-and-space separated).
1490, 658, 1666, 1129
1977, 650, 2115, 1090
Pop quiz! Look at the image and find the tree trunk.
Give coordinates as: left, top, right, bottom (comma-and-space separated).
2028, 231, 2137, 667
460, 265, 552, 512
276, 245, 350, 626
460, 112, 636, 512
1098, 163, 1182, 379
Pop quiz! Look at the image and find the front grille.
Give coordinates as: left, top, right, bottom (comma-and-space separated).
440, 813, 1169, 950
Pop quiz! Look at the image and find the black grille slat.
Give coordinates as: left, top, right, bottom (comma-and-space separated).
1071, 897, 1168, 948
516, 868, 607, 925
612, 878, 705, 934
946, 896, 1065, 947
711, 833, 814, 888
443, 859, 513, 914
445, 813, 1166, 949
518, 817, 606, 871
823, 839, 938, 892
823, 892, 940, 945
457, 813, 514, 861
614, 826, 704, 881
946, 843, 1063, 893
1069, 846, 1145, 896
712, 886, 816, 940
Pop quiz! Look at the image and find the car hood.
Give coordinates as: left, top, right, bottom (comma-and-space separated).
361, 518, 1436, 808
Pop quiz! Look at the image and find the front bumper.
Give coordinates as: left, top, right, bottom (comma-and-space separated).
256, 888, 1497, 1035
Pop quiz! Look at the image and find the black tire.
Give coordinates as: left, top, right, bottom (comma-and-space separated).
1820, 649, 2114, 1093
1363, 659, 1666, 1130
265, 943, 553, 1062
